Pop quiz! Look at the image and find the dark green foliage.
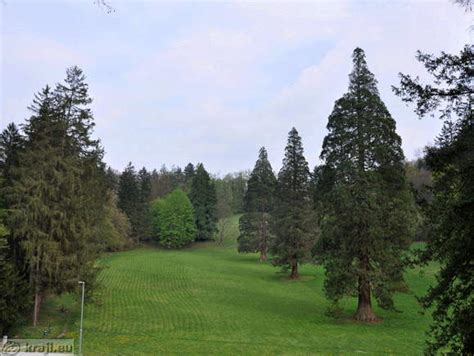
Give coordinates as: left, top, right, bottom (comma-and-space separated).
271, 128, 317, 278
184, 163, 195, 181
317, 48, 415, 321
0, 123, 28, 274
404, 159, 433, 242
238, 147, 276, 261
151, 189, 197, 248
394, 45, 473, 354
0, 205, 30, 335
0, 123, 24, 188
118, 163, 140, 235
150, 165, 179, 198
8, 67, 107, 325
137, 167, 152, 240
189, 163, 218, 241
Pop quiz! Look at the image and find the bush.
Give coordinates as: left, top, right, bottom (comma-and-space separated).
151, 189, 197, 248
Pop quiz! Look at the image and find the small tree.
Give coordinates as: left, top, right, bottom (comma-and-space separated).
151, 189, 197, 249
271, 128, 317, 279
238, 147, 277, 261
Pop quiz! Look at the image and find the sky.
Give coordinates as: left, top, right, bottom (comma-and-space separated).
1, 0, 472, 175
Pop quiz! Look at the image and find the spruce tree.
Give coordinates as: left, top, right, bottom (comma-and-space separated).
189, 163, 217, 241
394, 45, 473, 353
137, 167, 152, 241
118, 163, 141, 241
0, 123, 27, 273
271, 128, 317, 279
0, 192, 30, 335
317, 48, 415, 321
8, 67, 107, 325
0, 123, 24, 188
238, 147, 277, 261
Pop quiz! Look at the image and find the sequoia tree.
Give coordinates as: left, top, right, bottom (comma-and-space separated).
394, 45, 473, 353
238, 147, 277, 261
271, 128, 317, 279
317, 48, 415, 321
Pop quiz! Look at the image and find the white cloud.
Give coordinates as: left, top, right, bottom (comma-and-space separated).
2, 0, 471, 173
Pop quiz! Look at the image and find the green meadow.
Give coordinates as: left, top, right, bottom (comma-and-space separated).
14, 216, 435, 355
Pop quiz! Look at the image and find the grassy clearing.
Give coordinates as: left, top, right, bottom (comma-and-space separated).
13, 216, 435, 354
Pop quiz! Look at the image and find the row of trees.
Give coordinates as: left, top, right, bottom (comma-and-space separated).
115, 161, 219, 247
239, 48, 414, 321
238, 44, 473, 353
0, 67, 133, 332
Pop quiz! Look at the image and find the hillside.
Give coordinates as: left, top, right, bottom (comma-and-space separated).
13, 216, 436, 355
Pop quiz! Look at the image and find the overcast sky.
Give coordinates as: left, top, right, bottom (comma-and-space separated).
1, 1, 472, 174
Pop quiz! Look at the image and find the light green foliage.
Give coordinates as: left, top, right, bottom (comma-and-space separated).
151, 189, 197, 248
95, 192, 132, 252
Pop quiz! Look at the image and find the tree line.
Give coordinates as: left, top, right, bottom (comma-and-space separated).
237, 46, 473, 353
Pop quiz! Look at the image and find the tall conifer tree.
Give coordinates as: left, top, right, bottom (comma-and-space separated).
8, 67, 107, 325
118, 163, 141, 241
137, 167, 152, 241
317, 48, 415, 321
238, 147, 277, 261
271, 128, 317, 279
189, 163, 217, 241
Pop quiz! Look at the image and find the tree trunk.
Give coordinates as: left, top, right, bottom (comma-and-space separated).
354, 276, 377, 322
33, 289, 42, 326
290, 260, 299, 279
259, 216, 268, 261
32, 251, 42, 327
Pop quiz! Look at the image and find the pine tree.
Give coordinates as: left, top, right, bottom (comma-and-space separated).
317, 48, 416, 321
271, 128, 317, 279
189, 163, 217, 241
238, 147, 277, 261
394, 45, 473, 354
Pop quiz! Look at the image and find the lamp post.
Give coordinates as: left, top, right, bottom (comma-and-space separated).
78, 281, 85, 356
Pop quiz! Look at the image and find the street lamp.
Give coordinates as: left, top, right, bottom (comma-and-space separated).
78, 281, 85, 356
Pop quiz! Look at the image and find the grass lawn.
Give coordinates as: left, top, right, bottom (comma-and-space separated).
13, 215, 436, 354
